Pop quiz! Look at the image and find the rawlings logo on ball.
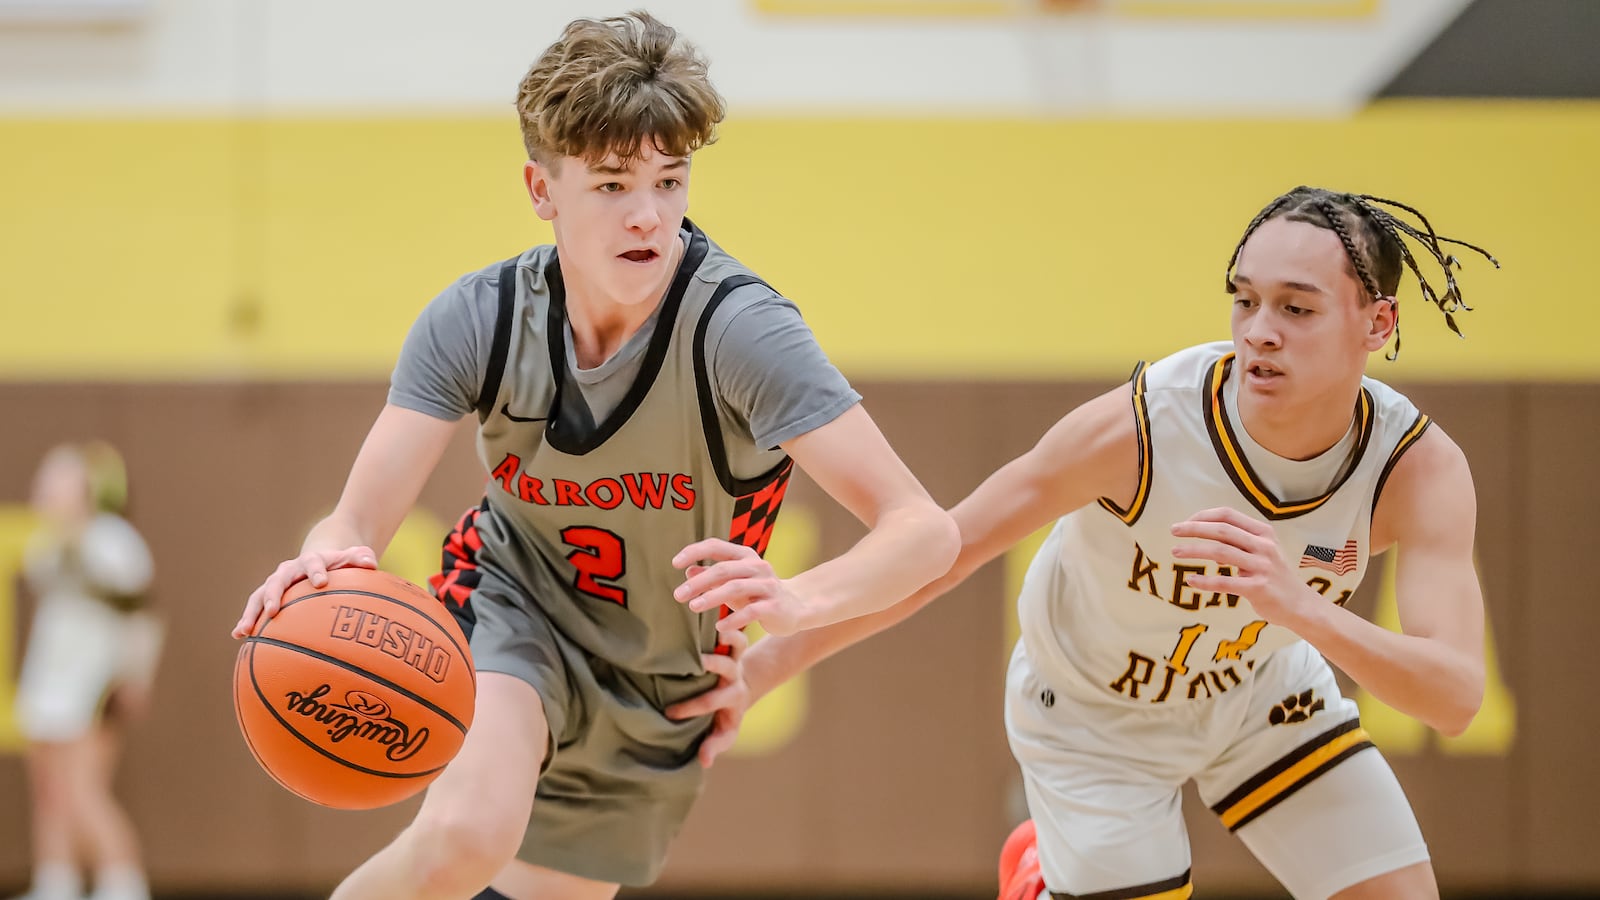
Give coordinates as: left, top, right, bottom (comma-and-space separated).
282, 684, 431, 762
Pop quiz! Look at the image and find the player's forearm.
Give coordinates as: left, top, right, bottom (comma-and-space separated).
787, 500, 959, 632
297, 404, 457, 559
745, 562, 962, 701
300, 474, 427, 559
1294, 602, 1484, 736
748, 483, 1062, 696
741, 627, 859, 704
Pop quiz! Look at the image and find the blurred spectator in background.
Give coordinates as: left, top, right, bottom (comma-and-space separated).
9, 442, 161, 900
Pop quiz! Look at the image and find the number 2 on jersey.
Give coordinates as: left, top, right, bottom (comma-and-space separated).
560, 526, 627, 605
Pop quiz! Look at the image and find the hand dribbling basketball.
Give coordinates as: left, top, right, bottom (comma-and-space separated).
232, 566, 475, 809
233, 545, 379, 639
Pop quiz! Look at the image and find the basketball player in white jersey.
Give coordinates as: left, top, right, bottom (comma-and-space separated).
738, 186, 1499, 900
13, 443, 161, 900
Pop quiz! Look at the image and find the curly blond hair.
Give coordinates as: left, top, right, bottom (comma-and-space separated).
516, 10, 725, 168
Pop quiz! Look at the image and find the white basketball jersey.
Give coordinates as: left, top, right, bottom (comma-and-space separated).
1017, 342, 1430, 707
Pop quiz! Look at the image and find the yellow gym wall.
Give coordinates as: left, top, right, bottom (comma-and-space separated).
2, 99, 1594, 383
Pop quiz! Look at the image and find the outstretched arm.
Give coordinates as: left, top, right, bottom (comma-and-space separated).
674, 402, 960, 636
740, 384, 1137, 700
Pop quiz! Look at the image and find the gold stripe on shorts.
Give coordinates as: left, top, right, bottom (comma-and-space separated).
1210, 718, 1375, 832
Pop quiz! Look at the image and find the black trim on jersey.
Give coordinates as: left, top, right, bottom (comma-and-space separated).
1203, 354, 1375, 521
691, 273, 794, 496
1371, 411, 1433, 513
540, 220, 711, 455
474, 256, 522, 423
1050, 869, 1192, 899
1098, 361, 1153, 525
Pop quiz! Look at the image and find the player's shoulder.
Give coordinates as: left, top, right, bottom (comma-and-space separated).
1373, 410, 1470, 517
1065, 381, 1142, 455
1372, 419, 1473, 548
413, 247, 558, 344
83, 514, 152, 559
86, 512, 142, 542
440, 245, 555, 302
689, 228, 804, 350
1386, 419, 1470, 484
689, 224, 782, 301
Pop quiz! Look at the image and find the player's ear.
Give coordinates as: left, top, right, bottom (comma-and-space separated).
525, 160, 557, 222
1365, 296, 1397, 351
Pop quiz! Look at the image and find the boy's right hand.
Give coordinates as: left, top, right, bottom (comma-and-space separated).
232, 546, 377, 639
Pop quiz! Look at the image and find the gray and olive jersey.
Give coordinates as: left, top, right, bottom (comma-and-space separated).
1018, 341, 1431, 707
389, 220, 859, 675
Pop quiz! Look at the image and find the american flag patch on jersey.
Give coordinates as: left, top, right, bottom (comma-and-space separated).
1299, 540, 1359, 576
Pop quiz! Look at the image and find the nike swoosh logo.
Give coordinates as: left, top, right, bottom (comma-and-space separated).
501, 403, 548, 424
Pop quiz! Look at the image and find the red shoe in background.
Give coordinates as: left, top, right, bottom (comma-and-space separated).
998, 819, 1046, 900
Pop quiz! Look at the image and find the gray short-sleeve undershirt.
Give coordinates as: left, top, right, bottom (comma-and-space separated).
388, 267, 859, 480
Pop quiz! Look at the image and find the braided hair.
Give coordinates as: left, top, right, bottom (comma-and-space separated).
1223, 186, 1499, 359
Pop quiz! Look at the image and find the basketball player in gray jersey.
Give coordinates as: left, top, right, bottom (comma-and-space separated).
739, 187, 1499, 900
233, 12, 958, 900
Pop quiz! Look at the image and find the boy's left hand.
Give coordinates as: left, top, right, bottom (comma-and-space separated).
1171, 506, 1317, 627
665, 627, 751, 768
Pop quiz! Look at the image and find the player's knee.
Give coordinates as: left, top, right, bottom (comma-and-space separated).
27, 766, 71, 808
61, 774, 112, 818
406, 811, 524, 893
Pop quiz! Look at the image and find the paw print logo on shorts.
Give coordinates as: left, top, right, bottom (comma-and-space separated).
1268, 689, 1325, 726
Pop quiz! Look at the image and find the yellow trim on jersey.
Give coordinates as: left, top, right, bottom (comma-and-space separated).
1372, 411, 1432, 511
1098, 363, 1153, 525
1394, 413, 1431, 454
1204, 354, 1374, 520
1215, 725, 1372, 830
1137, 883, 1193, 900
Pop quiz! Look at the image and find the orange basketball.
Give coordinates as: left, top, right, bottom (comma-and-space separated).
233, 567, 475, 809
